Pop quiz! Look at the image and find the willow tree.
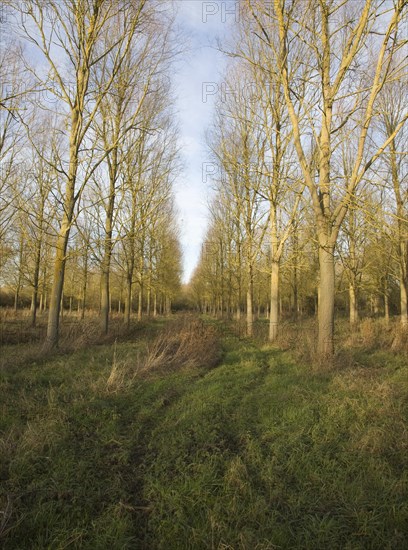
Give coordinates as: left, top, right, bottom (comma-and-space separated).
248, 0, 407, 357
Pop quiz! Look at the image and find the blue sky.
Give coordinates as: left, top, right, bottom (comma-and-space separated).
173, 1, 232, 283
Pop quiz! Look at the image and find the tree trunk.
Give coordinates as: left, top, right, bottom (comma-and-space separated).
138, 285, 143, 321
125, 276, 132, 328
80, 249, 88, 320
100, 266, 109, 333
318, 244, 335, 358
40, 267, 47, 313
45, 226, 70, 349
382, 275, 389, 324
401, 267, 408, 327
384, 291, 390, 324
45, 108, 78, 349
269, 260, 279, 342
31, 237, 42, 327
14, 233, 24, 312
389, 137, 407, 327
14, 285, 20, 312
373, 295, 379, 316
246, 263, 253, 337
60, 291, 64, 320
146, 286, 151, 317
236, 305, 241, 321
349, 281, 358, 326
293, 227, 299, 320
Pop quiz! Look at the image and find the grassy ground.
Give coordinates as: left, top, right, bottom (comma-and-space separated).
1, 317, 407, 549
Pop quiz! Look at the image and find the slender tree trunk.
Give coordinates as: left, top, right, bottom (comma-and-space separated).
60, 292, 64, 320
40, 268, 46, 313
349, 281, 358, 326
45, 115, 78, 349
401, 264, 408, 327
81, 256, 88, 320
246, 263, 253, 337
383, 275, 390, 324
384, 291, 390, 324
269, 260, 279, 342
100, 131, 119, 333
14, 285, 20, 312
125, 276, 132, 328
45, 222, 70, 349
293, 229, 299, 320
236, 241, 242, 321
389, 138, 407, 327
31, 236, 42, 327
146, 286, 151, 317
374, 295, 379, 316
138, 284, 143, 321
318, 244, 335, 358
14, 232, 24, 312
100, 238, 112, 334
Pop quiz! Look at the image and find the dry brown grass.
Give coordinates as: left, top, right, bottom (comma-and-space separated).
272, 316, 407, 369
141, 316, 220, 373
106, 316, 221, 392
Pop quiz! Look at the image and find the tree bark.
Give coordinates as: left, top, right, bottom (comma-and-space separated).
100, 261, 110, 334
30, 231, 42, 326
401, 263, 408, 327
318, 244, 335, 358
125, 276, 132, 328
45, 219, 71, 349
81, 254, 88, 320
246, 263, 253, 337
349, 282, 358, 326
138, 284, 143, 321
269, 260, 279, 342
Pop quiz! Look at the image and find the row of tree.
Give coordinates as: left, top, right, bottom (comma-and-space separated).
0, 1, 182, 347
190, 0, 407, 357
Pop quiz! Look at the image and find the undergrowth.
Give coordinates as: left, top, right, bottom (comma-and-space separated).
0, 316, 407, 549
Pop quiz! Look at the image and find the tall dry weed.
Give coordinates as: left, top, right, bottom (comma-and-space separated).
106, 317, 221, 392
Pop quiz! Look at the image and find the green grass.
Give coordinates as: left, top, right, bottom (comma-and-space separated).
1, 322, 407, 549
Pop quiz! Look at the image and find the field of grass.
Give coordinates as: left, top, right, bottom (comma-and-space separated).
1, 315, 407, 549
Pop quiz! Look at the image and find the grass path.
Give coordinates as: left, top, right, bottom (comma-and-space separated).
1, 322, 407, 549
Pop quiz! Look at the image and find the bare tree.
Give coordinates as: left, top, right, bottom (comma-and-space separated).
378, 76, 408, 326
248, 0, 407, 357
10, 0, 150, 348
92, 3, 176, 333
